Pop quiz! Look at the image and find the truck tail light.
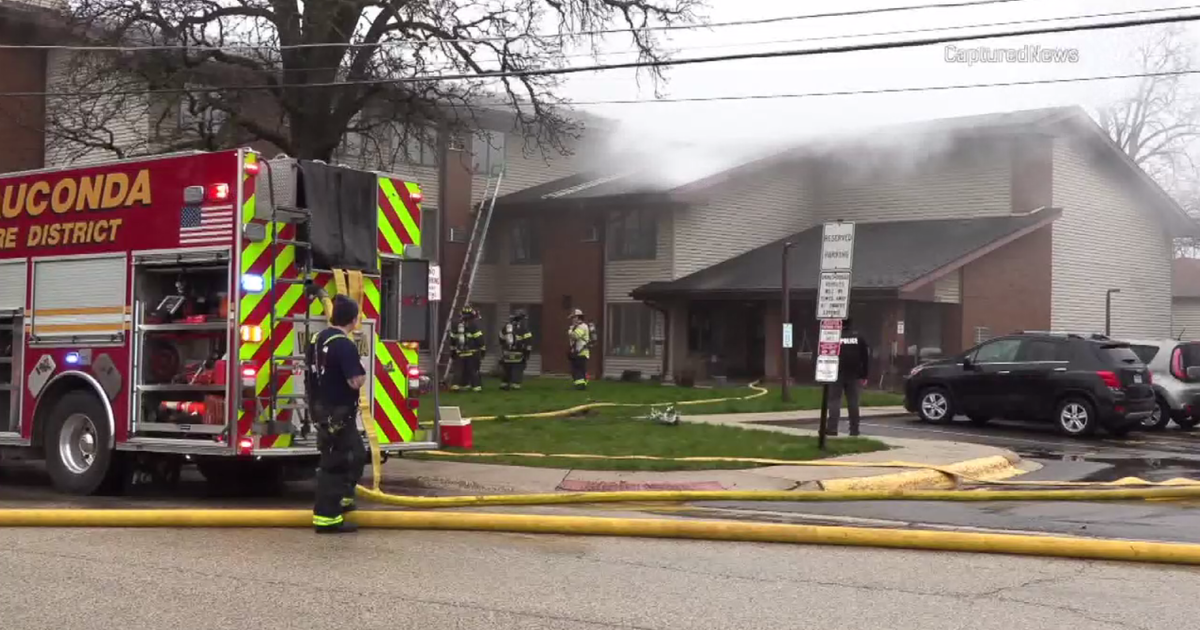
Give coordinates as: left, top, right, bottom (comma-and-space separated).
241, 364, 258, 388
410, 191, 423, 204
237, 437, 254, 455
207, 183, 231, 201
244, 160, 260, 175
406, 365, 420, 378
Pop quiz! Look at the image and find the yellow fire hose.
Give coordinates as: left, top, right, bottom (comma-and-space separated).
4, 508, 1200, 566
461, 380, 772, 422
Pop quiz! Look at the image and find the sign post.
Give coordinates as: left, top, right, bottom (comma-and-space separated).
781, 242, 795, 402
428, 263, 443, 441
816, 221, 855, 450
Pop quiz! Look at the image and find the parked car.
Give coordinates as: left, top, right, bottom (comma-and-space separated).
1120, 338, 1200, 431
904, 331, 1155, 437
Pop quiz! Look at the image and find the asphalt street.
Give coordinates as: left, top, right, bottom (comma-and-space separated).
4, 523, 1200, 630
682, 414, 1200, 543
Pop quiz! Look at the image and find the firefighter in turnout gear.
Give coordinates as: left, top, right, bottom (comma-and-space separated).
499, 310, 533, 390
307, 294, 368, 534
567, 308, 591, 390
452, 305, 485, 392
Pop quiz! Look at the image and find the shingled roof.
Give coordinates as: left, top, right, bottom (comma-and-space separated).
632, 209, 1062, 300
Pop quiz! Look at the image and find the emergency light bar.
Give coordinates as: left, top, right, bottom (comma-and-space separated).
241, 273, 264, 293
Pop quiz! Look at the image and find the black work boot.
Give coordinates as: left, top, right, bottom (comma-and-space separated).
315, 521, 359, 534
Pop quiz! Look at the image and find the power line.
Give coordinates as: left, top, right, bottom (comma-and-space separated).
413, 4, 1200, 82
0, 0, 1032, 50
562, 69, 1200, 106
6, 10, 1200, 99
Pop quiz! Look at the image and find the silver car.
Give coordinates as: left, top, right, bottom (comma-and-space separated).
1124, 339, 1200, 430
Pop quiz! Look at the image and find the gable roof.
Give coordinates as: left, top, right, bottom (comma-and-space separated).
632, 209, 1061, 300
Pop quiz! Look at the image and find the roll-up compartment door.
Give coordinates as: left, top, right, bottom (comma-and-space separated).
0, 261, 26, 311
32, 256, 127, 337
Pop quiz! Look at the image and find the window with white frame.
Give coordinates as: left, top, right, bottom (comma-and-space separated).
472, 130, 505, 175
607, 209, 657, 260
510, 218, 540, 264
607, 303, 655, 357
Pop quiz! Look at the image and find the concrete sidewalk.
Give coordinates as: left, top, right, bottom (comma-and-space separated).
376, 406, 1034, 495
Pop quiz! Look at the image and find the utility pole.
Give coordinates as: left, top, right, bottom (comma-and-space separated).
781, 242, 794, 402
1105, 288, 1121, 336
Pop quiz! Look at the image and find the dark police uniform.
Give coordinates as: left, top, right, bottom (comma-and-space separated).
307, 326, 367, 532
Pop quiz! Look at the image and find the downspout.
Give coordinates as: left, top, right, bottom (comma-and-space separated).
596, 202, 606, 379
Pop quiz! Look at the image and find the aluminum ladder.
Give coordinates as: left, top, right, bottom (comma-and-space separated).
436, 165, 505, 382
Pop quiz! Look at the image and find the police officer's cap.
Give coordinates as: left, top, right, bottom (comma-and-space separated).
331, 294, 360, 327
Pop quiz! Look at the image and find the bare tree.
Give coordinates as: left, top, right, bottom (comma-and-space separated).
1098, 25, 1200, 184
40, 0, 703, 164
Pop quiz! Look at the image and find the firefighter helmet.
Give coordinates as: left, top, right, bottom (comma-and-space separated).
462, 305, 478, 318
569, 308, 584, 319
510, 309, 526, 321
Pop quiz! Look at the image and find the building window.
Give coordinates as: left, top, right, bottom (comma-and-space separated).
508, 303, 543, 352
510, 218, 540, 264
607, 303, 655, 357
472, 130, 505, 175
402, 127, 438, 167
607, 209, 657, 260
688, 309, 713, 353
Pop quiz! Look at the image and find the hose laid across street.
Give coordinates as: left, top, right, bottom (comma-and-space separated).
354, 484, 1200, 508
4, 508, 1200, 567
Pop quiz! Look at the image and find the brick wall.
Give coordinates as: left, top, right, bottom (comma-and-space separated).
959, 225, 1053, 348
0, 47, 46, 173
541, 210, 604, 374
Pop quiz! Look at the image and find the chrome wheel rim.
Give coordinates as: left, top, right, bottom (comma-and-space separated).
58, 413, 97, 475
1061, 403, 1089, 434
1144, 403, 1164, 428
921, 392, 948, 421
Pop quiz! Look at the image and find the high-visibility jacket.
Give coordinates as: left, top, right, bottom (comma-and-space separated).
500, 321, 533, 363
568, 322, 590, 359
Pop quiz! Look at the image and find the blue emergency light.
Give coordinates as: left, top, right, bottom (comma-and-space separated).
64, 352, 80, 365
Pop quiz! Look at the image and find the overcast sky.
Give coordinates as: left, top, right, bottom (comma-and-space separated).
557, 0, 1200, 156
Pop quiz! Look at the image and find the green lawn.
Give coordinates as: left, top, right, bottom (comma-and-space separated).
413, 415, 889, 471
417, 377, 904, 421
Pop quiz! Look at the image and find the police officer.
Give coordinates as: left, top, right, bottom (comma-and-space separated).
307, 294, 367, 534
454, 305, 485, 392
567, 308, 591, 390
825, 317, 871, 437
499, 310, 533, 390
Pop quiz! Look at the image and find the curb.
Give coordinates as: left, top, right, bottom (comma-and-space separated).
817, 454, 1024, 492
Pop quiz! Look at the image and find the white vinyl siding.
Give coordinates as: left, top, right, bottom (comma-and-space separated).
0, 261, 27, 310
673, 166, 815, 278
471, 133, 586, 204
814, 149, 1012, 223
1172, 299, 1200, 341
933, 270, 962, 303
1050, 138, 1173, 338
43, 51, 151, 167
31, 255, 126, 338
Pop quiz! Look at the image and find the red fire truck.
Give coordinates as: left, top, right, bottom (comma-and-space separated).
0, 148, 436, 495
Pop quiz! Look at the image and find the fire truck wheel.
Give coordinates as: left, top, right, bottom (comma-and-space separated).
44, 390, 120, 495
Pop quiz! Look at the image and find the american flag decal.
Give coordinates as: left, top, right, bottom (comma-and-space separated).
179, 204, 234, 246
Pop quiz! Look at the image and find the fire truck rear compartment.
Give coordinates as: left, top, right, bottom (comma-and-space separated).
132, 258, 234, 440
0, 312, 19, 434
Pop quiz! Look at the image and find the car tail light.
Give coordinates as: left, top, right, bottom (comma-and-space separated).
1097, 370, 1121, 389
1173, 347, 1186, 380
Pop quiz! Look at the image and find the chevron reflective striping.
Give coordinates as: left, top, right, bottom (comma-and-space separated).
373, 340, 416, 442
378, 177, 421, 248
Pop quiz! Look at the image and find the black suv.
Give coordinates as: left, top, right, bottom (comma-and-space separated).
903, 332, 1155, 437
